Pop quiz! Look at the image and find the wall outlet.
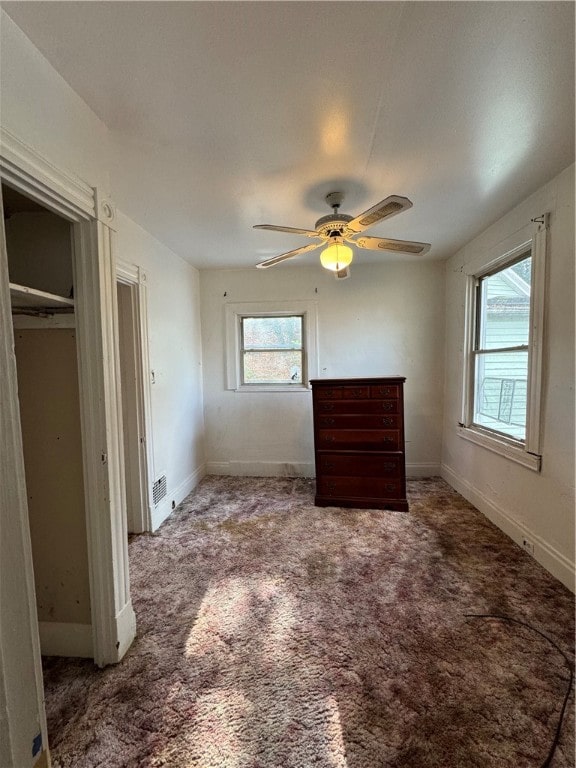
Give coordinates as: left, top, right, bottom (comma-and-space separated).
522, 538, 535, 556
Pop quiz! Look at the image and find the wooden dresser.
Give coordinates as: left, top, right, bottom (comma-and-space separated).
310, 377, 408, 511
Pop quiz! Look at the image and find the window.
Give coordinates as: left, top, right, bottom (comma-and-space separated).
241, 315, 303, 385
472, 252, 531, 441
225, 301, 318, 391
460, 216, 547, 471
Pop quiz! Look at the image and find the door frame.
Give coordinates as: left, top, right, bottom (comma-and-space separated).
0, 127, 136, 670
0, 182, 50, 768
116, 261, 155, 533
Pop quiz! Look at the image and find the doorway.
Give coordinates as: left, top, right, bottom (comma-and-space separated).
1, 137, 137, 766
116, 265, 154, 534
4, 183, 95, 658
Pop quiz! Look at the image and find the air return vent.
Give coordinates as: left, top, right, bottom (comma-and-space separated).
152, 474, 167, 506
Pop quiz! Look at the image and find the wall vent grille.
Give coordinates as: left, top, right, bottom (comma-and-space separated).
152, 474, 167, 506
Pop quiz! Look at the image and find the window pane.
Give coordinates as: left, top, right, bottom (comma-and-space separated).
243, 350, 302, 384
243, 316, 302, 350
478, 255, 531, 350
474, 350, 528, 440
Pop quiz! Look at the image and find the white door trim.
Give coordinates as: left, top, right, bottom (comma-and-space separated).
116, 261, 154, 532
74, 220, 136, 664
0, 129, 135, 670
0, 126, 95, 218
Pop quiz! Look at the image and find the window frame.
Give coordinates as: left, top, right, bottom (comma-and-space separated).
225, 300, 318, 392
459, 216, 548, 471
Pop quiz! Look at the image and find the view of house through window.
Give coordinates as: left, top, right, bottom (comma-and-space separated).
472, 252, 532, 441
241, 315, 304, 384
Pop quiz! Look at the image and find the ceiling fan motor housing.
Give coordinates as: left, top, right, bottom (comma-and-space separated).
314, 212, 353, 238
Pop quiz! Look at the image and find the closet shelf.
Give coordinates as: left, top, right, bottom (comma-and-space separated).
10, 283, 74, 311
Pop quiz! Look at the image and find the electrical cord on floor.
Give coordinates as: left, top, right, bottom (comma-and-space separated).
464, 613, 574, 768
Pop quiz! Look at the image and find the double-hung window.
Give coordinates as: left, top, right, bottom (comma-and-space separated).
225, 301, 318, 391
472, 251, 532, 441
460, 216, 547, 471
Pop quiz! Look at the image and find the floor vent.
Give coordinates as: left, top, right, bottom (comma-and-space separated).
152, 474, 167, 506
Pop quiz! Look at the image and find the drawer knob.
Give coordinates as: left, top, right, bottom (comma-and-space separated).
382, 417, 393, 426
321, 403, 334, 411
323, 462, 335, 470
383, 462, 395, 471
323, 435, 336, 443
321, 417, 335, 425
385, 483, 396, 492
382, 403, 394, 412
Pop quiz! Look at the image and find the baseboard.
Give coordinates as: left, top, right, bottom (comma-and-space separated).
151, 464, 206, 530
441, 463, 575, 592
33, 749, 50, 768
115, 600, 137, 662
38, 621, 93, 658
205, 460, 315, 478
206, 461, 439, 479
406, 462, 441, 478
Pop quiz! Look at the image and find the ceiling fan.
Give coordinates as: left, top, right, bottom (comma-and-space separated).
254, 191, 430, 278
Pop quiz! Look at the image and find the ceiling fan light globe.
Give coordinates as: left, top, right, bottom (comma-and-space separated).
320, 242, 353, 272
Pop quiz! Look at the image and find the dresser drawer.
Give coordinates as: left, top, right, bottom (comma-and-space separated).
318, 429, 400, 450
316, 399, 399, 415
315, 387, 342, 400
317, 413, 400, 429
370, 384, 400, 399
317, 476, 402, 499
315, 385, 370, 401
318, 452, 402, 477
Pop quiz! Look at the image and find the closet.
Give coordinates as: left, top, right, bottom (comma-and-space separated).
4, 183, 92, 658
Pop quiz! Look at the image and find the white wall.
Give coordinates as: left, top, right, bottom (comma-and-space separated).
442, 163, 575, 591
200, 260, 445, 477
0, 11, 110, 193
115, 212, 206, 528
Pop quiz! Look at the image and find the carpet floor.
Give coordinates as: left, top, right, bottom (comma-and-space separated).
43, 476, 574, 768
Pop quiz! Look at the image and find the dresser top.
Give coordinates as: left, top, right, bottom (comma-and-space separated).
310, 376, 405, 385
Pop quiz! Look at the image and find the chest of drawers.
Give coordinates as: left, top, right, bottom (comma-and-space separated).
310, 377, 408, 511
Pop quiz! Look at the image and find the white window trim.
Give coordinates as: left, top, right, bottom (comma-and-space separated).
459, 215, 548, 472
225, 300, 318, 391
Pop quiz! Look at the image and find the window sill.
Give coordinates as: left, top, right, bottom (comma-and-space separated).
457, 425, 541, 472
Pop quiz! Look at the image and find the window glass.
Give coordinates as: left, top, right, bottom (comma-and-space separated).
243, 316, 302, 349
241, 315, 303, 384
472, 253, 531, 441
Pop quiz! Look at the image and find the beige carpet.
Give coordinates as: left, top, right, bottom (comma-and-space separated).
44, 476, 574, 767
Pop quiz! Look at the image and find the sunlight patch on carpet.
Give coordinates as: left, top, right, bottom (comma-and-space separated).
183, 574, 350, 766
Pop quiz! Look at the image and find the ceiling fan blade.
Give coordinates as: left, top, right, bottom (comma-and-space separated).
345, 195, 413, 234
254, 224, 320, 238
355, 235, 431, 255
256, 242, 321, 269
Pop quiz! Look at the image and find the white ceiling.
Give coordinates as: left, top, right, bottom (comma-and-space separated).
3, 1, 575, 270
